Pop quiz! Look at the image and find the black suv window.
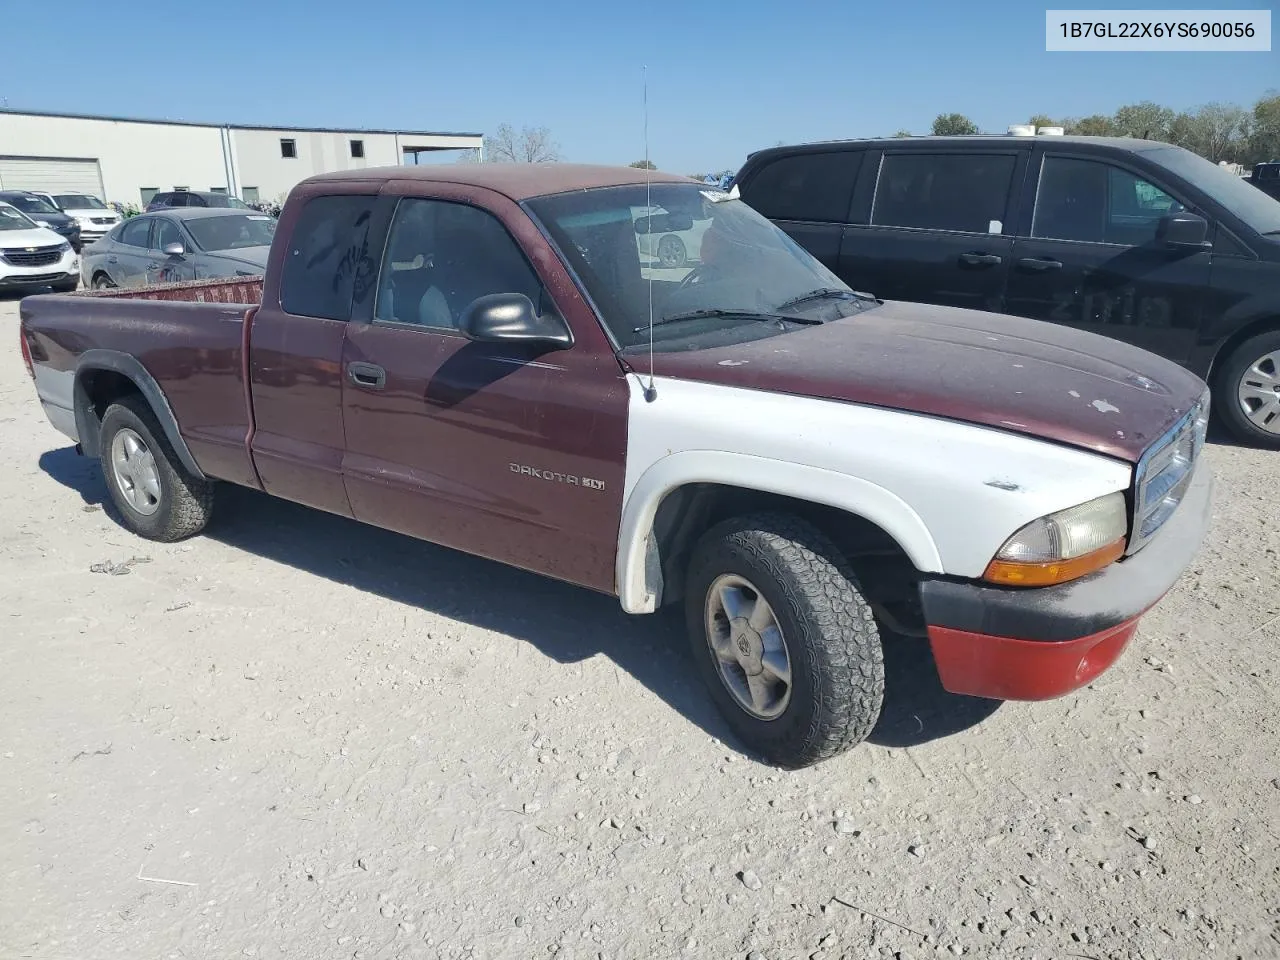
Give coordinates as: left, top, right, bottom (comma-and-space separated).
374, 198, 542, 329
742, 152, 860, 222
873, 153, 1017, 233
1032, 156, 1183, 246
281, 195, 379, 320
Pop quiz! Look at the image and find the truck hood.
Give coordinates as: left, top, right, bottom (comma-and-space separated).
640, 299, 1206, 463
0, 226, 68, 248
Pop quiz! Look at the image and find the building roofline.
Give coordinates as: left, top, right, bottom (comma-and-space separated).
0, 107, 483, 140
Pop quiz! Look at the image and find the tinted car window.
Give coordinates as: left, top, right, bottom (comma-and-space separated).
872, 153, 1017, 233
151, 218, 183, 250
1032, 156, 1183, 245
280, 195, 379, 320
119, 218, 152, 247
742, 152, 860, 222
375, 198, 542, 329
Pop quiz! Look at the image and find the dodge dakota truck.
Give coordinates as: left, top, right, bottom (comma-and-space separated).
19, 164, 1213, 768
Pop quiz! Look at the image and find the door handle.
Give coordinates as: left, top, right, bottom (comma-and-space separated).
958, 252, 1003, 266
1016, 258, 1063, 272
347, 361, 386, 390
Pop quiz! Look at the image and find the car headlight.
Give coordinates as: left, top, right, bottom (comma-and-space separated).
56, 241, 71, 253
983, 491, 1128, 587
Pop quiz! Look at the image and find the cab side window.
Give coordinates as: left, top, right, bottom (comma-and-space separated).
742, 152, 860, 223
280, 195, 379, 320
1032, 156, 1183, 246
374, 198, 543, 330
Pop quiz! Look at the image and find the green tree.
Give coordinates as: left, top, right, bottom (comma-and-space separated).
1066, 114, 1118, 137
1112, 101, 1175, 141
893, 129, 912, 138
931, 113, 979, 136
629, 159, 657, 170
1247, 92, 1280, 165
1027, 114, 1058, 129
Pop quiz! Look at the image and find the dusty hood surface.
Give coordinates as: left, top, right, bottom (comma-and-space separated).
640, 300, 1206, 463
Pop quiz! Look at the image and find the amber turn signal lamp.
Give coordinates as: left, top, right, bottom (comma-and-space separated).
983, 537, 1126, 587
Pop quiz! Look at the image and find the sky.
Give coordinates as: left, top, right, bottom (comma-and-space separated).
2, 0, 1276, 174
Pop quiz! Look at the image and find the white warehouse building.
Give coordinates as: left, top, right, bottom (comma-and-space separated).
0, 108, 483, 208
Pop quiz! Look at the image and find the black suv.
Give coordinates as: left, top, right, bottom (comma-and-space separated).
0, 191, 82, 250
1247, 162, 1280, 202
146, 190, 253, 212
731, 136, 1280, 447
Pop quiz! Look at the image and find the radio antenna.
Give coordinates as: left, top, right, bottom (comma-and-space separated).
642, 64, 657, 403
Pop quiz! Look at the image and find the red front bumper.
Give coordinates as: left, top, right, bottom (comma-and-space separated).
928, 614, 1142, 701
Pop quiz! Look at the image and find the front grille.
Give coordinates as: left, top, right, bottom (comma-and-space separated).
1129, 391, 1209, 554
2, 245, 63, 267
91, 217, 115, 225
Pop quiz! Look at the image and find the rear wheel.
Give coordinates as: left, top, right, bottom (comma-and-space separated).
684, 512, 885, 768
99, 395, 215, 541
92, 272, 115, 290
1214, 330, 1280, 449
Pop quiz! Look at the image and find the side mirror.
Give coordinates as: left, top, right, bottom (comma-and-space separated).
459, 293, 573, 349
163, 242, 186, 257
1157, 212, 1211, 250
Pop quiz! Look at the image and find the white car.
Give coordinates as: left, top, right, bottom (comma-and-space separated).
32, 191, 121, 247
0, 202, 80, 294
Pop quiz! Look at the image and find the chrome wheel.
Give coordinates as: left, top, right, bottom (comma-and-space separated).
1238, 349, 1280, 435
109, 428, 162, 516
704, 574, 792, 720
657, 234, 687, 268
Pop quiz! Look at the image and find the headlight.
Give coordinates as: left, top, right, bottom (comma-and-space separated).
56, 241, 71, 253
983, 492, 1128, 587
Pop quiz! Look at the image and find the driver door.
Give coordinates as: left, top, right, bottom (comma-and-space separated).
144, 217, 196, 285
339, 187, 630, 593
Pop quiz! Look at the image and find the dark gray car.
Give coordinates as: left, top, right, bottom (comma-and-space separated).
81, 208, 276, 289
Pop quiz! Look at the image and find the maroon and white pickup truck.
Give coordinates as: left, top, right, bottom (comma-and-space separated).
19, 165, 1213, 767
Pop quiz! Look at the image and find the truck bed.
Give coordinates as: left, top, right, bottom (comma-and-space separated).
68, 275, 264, 304
21, 276, 263, 489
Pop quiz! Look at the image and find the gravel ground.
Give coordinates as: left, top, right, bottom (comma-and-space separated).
2, 295, 1278, 960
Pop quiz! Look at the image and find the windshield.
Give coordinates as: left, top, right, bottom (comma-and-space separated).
54, 194, 107, 210
3, 195, 59, 215
527, 182, 866, 349
0, 204, 37, 231
183, 213, 277, 251
1146, 145, 1280, 235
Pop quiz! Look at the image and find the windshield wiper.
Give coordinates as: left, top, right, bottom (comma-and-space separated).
775, 287, 873, 311
634, 308, 823, 333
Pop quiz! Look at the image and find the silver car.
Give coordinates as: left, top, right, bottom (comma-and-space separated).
81, 208, 276, 289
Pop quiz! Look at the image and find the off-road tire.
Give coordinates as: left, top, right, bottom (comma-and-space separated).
99, 395, 215, 541
684, 512, 885, 768
1214, 329, 1280, 449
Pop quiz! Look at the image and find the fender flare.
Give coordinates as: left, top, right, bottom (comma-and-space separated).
615, 450, 944, 614
74, 349, 207, 480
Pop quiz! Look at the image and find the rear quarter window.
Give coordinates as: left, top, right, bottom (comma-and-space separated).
741, 152, 860, 223
280, 195, 379, 320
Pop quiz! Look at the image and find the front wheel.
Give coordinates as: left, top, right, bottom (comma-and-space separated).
99, 395, 215, 541
1214, 330, 1280, 449
684, 513, 885, 768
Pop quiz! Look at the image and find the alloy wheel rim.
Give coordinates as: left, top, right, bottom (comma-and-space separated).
1237, 349, 1280, 435
704, 574, 793, 720
109, 428, 162, 516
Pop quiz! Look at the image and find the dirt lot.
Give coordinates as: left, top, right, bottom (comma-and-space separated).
2, 295, 1278, 960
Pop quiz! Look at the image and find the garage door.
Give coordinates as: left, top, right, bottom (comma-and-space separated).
0, 157, 105, 198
